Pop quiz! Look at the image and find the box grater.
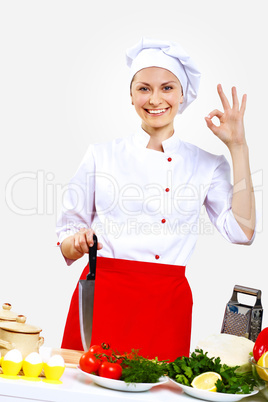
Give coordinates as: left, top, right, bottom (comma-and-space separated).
221, 285, 263, 342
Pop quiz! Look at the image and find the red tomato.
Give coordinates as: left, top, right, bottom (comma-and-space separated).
79, 351, 101, 374
98, 361, 122, 380
89, 344, 112, 362
253, 327, 268, 362
89, 345, 105, 355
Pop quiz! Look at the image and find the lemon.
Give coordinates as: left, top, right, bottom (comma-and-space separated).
256, 352, 268, 381
191, 372, 222, 392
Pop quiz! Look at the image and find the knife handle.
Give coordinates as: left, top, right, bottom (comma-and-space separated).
87, 234, 97, 280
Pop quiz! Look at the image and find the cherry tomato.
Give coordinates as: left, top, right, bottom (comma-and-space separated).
98, 361, 122, 380
89, 344, 112, 362
89, 345, 105, 355
253, 327, 268, 362
114, 356, 123, 365
79, 351, 101, 374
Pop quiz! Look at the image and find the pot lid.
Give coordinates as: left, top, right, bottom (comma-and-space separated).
0, 315, 42, 334
0, 303, 18, 321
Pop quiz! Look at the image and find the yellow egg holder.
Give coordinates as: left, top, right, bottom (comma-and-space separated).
0, 358, 65, 384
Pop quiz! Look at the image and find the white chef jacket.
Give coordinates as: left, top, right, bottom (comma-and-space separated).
56, 127, 253, 266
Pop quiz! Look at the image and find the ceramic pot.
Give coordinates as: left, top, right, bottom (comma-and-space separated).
0, 315, 44, 359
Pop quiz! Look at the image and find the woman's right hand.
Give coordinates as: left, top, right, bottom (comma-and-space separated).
61, 228, 103, 261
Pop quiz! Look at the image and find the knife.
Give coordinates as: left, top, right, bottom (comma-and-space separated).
79, 234, 97, 351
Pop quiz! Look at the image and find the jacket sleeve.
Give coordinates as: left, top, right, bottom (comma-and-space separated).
56, 145, 96, 265
204, 155, 255, 245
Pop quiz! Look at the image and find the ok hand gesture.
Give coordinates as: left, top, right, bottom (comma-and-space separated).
205, 84, 247, 151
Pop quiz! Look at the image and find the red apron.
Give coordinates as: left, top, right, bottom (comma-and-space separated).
61, 257, 193, 361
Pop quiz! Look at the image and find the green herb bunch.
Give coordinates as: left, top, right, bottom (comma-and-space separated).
120, 352, 169, 384
167, 349, 257, 394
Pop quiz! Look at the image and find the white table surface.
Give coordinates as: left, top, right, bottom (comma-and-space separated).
0, 368, 267, 402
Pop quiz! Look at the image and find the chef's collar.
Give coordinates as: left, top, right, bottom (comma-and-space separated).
134, 127, 181, 154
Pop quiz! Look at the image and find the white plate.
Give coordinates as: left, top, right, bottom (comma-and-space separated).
169, 378, 259, 401
77, 367, 169, 392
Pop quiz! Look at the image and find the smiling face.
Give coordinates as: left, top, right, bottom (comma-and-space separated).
130, 67, 183, 135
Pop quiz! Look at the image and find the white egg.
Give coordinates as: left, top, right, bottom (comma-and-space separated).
24, 352, 43, 365
47, 355, 65, 367
4, 349, 23, 363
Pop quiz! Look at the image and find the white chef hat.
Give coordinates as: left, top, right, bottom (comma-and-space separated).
126, 37, 201, 114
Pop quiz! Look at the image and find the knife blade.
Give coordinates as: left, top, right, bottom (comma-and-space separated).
79, 234, 97, 351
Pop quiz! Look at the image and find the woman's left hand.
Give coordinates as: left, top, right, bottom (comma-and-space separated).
205, 84, 247, 151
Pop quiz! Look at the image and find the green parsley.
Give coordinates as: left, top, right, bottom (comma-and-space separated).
167, 349, 258, 394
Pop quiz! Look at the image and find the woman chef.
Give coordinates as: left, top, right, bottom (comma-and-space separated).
56, 38, 256, 361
